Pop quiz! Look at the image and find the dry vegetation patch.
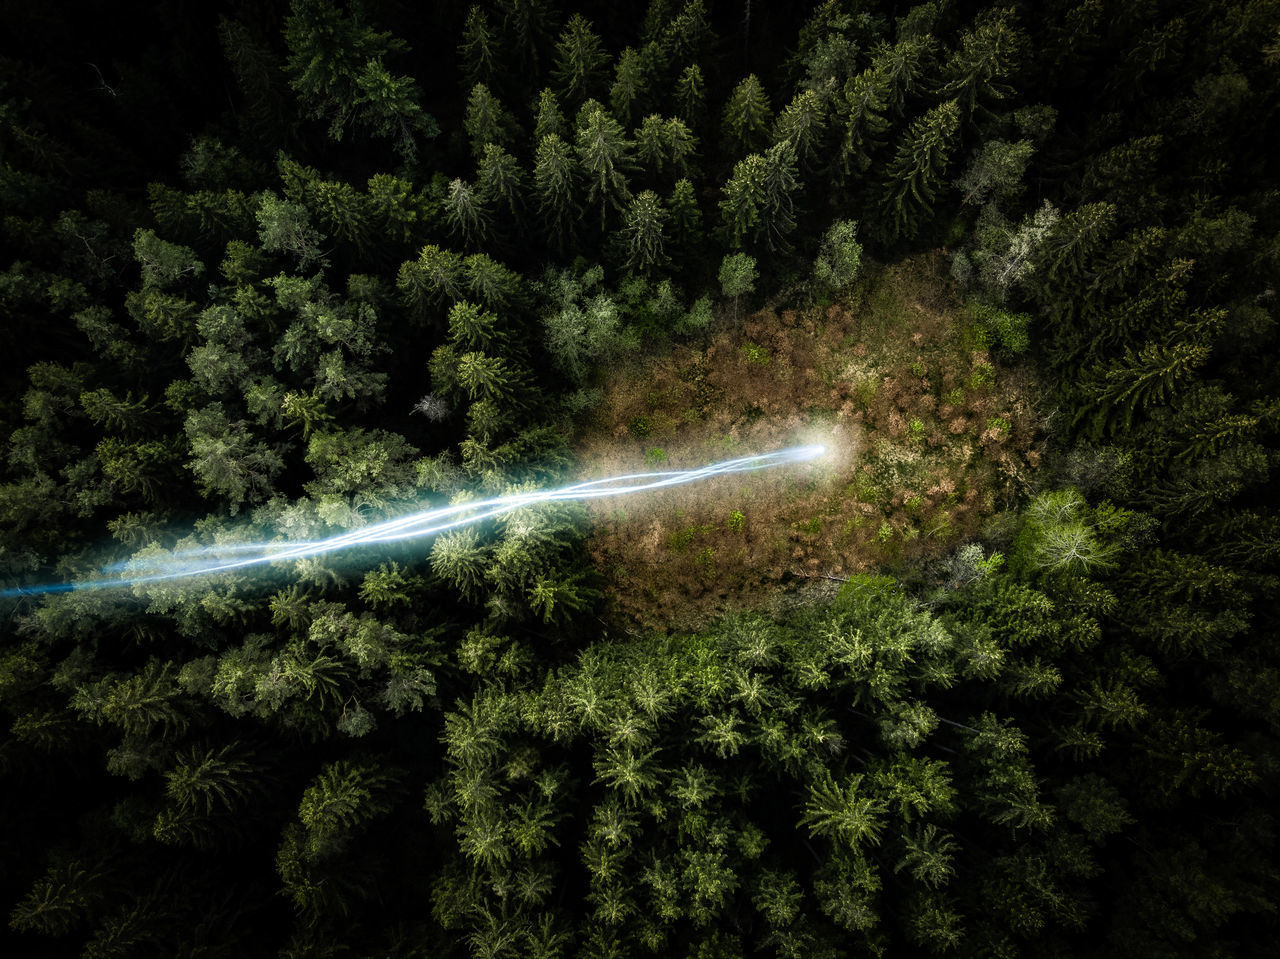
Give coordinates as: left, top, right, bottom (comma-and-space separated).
576, 254, 1045, 629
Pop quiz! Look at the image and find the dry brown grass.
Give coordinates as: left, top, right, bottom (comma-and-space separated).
574, 253, 1046, 631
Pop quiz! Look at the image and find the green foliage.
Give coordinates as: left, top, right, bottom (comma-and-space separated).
256, 192, 327, 271
721, 74, 773, 156
718, 252, 757, 300
282, 0, 436, 157
969, 301, 1030, 354
812, 219, 862, 298
576, 105, 633, 233
540, 266, 636, 383
552, 14, 610, 108
880, 100, 961, 242
3, 4, 1279, 957
464, 82, 515, 159
621, 189, 668, 276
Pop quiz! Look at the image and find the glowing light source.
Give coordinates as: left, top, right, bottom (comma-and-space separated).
3, 444, 827, 597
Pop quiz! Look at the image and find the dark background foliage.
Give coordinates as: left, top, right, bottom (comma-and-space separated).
1, 1, 1277, 956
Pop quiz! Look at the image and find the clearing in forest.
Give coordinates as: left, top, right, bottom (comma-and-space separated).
574, 254, 1045, 629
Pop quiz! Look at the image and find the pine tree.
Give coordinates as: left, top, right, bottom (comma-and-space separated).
673, 63, 705, 127
837, 67, 891, 178
799, 770, 888, 851
621, 190, 668, 276
871, 36, 936, 116
365, 172, 433, 246
759, 140, 802, 253
773, 89, 828, 170
397, 243, 464, 318
443, 177, 494, 249
282, 0, 434, 156
551, 14, 610, 109
448, 301, 505, 353
939, 9, 1023, 117
659, 0, 713, 67
1034, 201, 1117, 288
464, 253, 522, 308
534, 133, 581, 252
311, 178, 371, 254
610, 47, 646, 127
575, 106, 633, 233
787, 0, 861, 96
459, 5, 499, 90
1085, 341, 1213, 435
476, 143, 527, 233
635, 114, 669, 177
431, 527, 491, 602
880, 100, 961, 242
719, 153, 766, 248
634, 116, 697, 184
464, 83, 515, 159
296, 759, 400, 860
533, 87, 567, 142
722, 74, 773, 156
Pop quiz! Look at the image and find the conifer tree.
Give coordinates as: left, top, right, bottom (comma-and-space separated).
621, 190, 668, 276
282, 0, 435, 157
534, 133, 581, 252
464, 83, 515, 159
552, 14, 610, 109
773, 89, 828, 169
722, 75, 774, 157
610, 47, 646, 127
759, 141, 802, 253
533, 87, 567, 142
880, 99, 961, 242
575, 106, 633, 233
720, 153, 766, 248
787, 0, 861, 96
660, 0, 713, 67
674, 63, 705, 127
871, 36, 936, 116
838, 68, 891, 175
496, 0, 558, 77
476, 143, 527, 233
939, 9, 1023, 117
443, 177, 494, 249
459, 5, 499, 91
667, 177, 702, 255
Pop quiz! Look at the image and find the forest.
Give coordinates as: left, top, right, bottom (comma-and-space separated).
0, 0, 1277, 956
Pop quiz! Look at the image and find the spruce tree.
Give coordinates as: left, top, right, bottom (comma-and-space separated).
674, 63, 705, 127
534, 133, 581, 252
575, 106, 633, 233
838, 68, 891, 175
551, 13, 610, 109
721, 74, 774, 156
533, 87, 567, 142
459, 5, 499, 91
880, 99, 961, 242
610, 47, 646, 127
939, 9, 1023, 117
443, 177, 494, 249
773, 89, 829, 169
464, 83, 515, 159
621, 190, 668, 276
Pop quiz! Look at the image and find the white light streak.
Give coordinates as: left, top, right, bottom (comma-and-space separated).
3, 445, 826, 597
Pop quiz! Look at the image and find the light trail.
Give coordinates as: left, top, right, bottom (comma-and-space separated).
2, 444, 826, 597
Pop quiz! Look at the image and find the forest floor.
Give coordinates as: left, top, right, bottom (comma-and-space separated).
574, 253, 1046, 630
